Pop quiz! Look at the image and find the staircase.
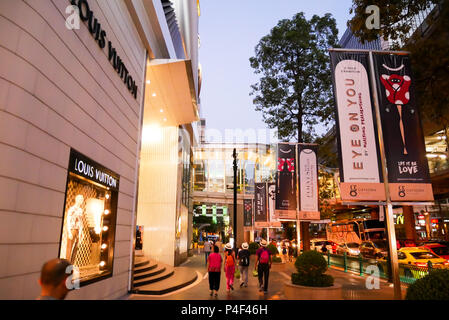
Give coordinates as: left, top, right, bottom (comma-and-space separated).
132, 257, 198, 295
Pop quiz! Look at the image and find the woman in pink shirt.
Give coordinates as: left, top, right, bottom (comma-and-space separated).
207, 245, 222, 297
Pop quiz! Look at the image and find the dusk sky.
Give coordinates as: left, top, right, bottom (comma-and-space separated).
199, 0, 354, 143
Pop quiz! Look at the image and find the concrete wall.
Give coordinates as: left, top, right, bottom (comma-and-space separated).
0, 0, 146, 299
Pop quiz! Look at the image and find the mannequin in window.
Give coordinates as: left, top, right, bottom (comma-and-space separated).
66, 195, 84, 263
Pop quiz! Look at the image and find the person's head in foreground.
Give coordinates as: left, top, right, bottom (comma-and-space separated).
37, 258, 72, 300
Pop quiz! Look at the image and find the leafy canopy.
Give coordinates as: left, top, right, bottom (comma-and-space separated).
249, 12, 339, 142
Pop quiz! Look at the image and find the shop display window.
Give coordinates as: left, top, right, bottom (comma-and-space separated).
59, 149, 119, 285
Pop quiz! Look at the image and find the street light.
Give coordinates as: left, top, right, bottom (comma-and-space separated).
233, 148, 238, 248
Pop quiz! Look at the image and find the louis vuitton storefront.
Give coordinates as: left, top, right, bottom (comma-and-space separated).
0, 0, 200, 299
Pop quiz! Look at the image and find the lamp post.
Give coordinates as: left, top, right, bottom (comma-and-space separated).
233, 148, 238, 249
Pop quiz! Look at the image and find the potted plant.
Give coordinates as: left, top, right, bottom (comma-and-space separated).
248, 242, 259, 255
406, 269, 449, 300
284, 250, 342, 299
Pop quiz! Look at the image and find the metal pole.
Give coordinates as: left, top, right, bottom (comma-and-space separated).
233, 148, 238, 248
368, 51, 402, 300
295, 143, 301, 253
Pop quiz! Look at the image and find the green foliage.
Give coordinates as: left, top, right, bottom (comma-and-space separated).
198, 241, 204, 246
292, 250, 334, 287
249, 12, 339, 142
272, 256, 282, 263
267, 244, 278, 256
348, 1, 449, 148
406, 269, 449, 300
348, 0, 440, 45
248, 242, 260, 255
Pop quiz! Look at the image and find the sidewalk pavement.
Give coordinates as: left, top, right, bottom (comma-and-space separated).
127, 252, 406, 300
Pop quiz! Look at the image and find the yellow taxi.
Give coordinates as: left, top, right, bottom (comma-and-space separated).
397, 247, 449, 269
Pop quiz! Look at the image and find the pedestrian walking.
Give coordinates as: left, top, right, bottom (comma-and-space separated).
282, 245, 287, 263
224, 243, 236, 292
204, 240, 212, 265
255, 239, 272, 293
238, 242, 250, 288
288, 244, 294, 262
37, 258, 72, 300
207, 245, 222, 297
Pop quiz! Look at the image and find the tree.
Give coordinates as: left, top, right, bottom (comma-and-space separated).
250, 12, 339, 251
348, 0, 441, 45
249, 12, 339, 143
348, 0, 449, 147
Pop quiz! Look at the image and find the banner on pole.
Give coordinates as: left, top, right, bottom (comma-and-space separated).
255, 183, 269, 228
298, 144, 320, 220
275, 143, 297, 219
243, 199, 253, 227
330, 51, 385, 201
268, 183, 282, 227
372, 53, 433, 201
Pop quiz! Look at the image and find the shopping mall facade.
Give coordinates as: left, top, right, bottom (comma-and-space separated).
0, 0, 201, 299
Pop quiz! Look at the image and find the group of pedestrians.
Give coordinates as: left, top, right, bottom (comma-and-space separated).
205, 238, 272, 297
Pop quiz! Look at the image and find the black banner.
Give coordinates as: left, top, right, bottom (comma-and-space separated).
275, 143, 297, 218
372, 53, 433, 201
255, 183, 268, 227
243, 199, 253, 227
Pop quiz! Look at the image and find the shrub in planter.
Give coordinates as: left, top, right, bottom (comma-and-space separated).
406, 269, 449, 300
291, 250, 334, 287
198, 241, 204, 246
272, 256, 282, 263
267, 244, 278, 256
248, 242, 260, 255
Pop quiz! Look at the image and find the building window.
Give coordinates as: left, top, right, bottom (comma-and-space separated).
59, 149, 119, 286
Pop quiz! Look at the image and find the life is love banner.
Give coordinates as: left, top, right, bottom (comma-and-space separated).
330, 50, 433, 202
372, 53, 432, 201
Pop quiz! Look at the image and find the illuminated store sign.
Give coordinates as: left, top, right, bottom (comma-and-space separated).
69, 149, 120, 191
70, 0, 138, 99
59, 149, 120, 285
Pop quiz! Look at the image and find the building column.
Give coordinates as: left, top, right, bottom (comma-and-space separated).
403, 206, 417, 242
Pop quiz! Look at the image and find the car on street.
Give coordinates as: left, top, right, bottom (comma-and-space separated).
419, 243, 449, 260
336, 242, 361, 256
393, 247, 449, 268
396, 239, 416, 249
310, 239, 337, 254
360, 240, 388, 259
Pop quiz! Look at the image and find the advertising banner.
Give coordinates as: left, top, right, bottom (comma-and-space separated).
330, 51, 385, 201
268, 183, 282, 227
298, 144, 320, 220
243, 199, 253, 227
275, 143, 297, 219
255, 183, 269, 228
372, 53, 433, 201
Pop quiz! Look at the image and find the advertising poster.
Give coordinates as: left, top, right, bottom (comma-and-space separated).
275, 143, 297, 219
330, 51, 385, 201
298, 144, 320, 220
255, 183, 269, 228
372, 53, 433, 201
268, 183, 282, 227
243, 199, 253, 228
